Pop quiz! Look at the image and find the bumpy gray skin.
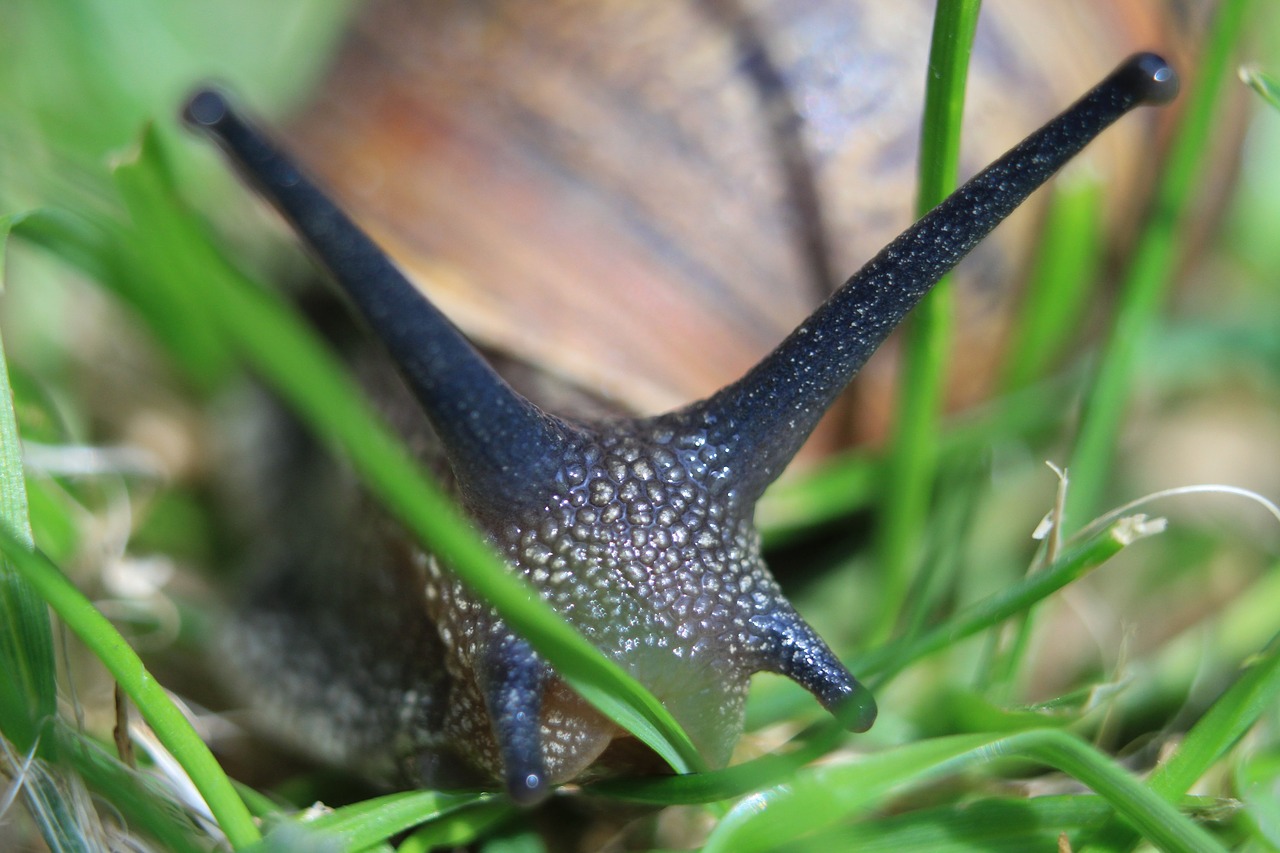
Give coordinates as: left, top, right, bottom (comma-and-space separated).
189, 52, 1177, 805
430, 415, 859, 792
223, 392, 860, 799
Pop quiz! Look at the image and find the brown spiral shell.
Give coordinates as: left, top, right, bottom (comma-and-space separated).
281, 0, 1190, 458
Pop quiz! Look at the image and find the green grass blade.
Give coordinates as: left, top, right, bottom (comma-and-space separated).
1, 212, 64, 851
862, 514, 1146, 686
1001, 173, 1106, 390
1005, 731, 1226, 853
1, 210, 104, 853
874, 0, 982, 644
9, 201, 233, 391
1064, 0, 1251, 525
1149, 635, 1280, 798
699, 733, 989, 853
0, 215, 58, 755
395, 801, 515, 853
748, 509, 1155, 731
587, 719, 844, 806
0, 529, 261, 849
702, 729, 1225, 853
107, 127, 703, 776
1079, 633, 1280, 852
1235, 744, 1280, 845
803, 794, 1117, 852
257, 790, 503, 852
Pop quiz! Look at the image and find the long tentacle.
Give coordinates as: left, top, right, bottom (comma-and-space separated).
184, 91, 578, 510
684, 53, 1177, 500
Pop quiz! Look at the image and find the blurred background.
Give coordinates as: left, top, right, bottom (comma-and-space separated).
2, 0, 1279, 849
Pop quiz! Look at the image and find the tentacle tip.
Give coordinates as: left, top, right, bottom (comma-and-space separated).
182, 88, 231, 131
833, 684, 878, 733
507, 770, 551, 807
1119, 52, 1179, 106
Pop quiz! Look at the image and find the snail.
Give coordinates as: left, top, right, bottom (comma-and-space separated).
185, 53, 1177, 804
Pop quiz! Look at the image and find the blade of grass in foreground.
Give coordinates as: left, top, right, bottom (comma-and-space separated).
0, 215, 93, 852
701, 729, 1226, 853
396, 801, 515, 853
804, 794, 1118, 851
875, 0, 981, 645
748, 506, 1151, 730
861, 513, 1158, 687
1079, 632, 1280, 853
0, 529, 261, 849
261, 790, 504, 852
105, 127, 703, 776
1240, 66, 1280, 110
0, 214, 58, 752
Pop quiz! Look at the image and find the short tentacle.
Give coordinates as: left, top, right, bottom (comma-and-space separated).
479, 635, 550, 805
684, 53, 1178, 500
183, 90, 578, 510
749, 607, 877, 732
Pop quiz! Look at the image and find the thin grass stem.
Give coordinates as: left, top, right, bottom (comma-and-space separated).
874, 0, 982, 643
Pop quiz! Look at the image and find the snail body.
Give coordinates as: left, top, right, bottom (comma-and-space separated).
187, 52, 1177, 803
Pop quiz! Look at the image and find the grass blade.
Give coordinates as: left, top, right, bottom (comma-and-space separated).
1001, 174, 1106, 390
801, 794, 1117, 852
1064, 0, 1251, 524
0, 214, 94, 852
0, 214, 57, 752
702, 729, 1225, 853
861, 514, 1152, 687
260, 790, 504, 852
1079, 633, 1280, 852
0, 529, 261, 848
874, 0, 982, 644
1240, 66, 1280, 111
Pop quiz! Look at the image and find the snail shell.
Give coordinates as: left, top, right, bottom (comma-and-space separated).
283, 0, 1184, 449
